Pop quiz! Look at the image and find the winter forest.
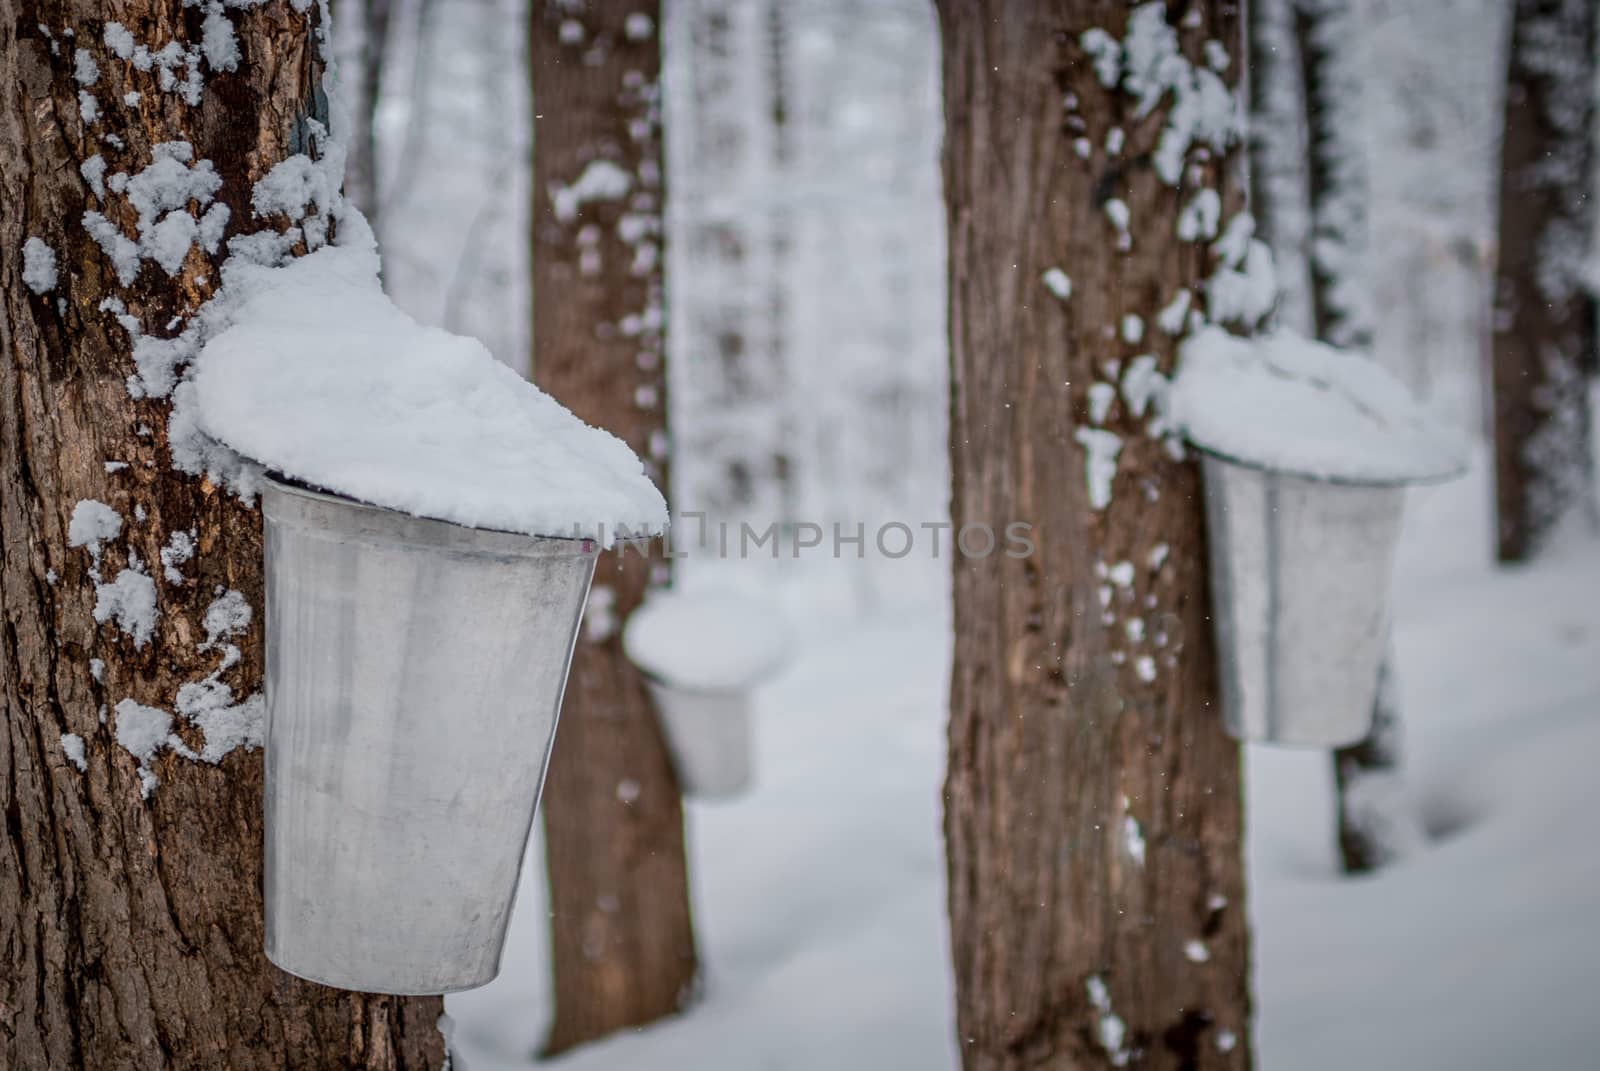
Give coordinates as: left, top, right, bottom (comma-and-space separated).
2, 0, 1598, 1069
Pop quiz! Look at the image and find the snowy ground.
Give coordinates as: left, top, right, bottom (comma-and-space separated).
447, 446, 1600, 1070
379, 5, 1593, 1064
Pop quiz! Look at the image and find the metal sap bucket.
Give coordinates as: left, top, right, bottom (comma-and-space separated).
1198, 452, 1407, 748
645, 680, 754, 799
621, 590, 789, 800
260, 478, 597, 994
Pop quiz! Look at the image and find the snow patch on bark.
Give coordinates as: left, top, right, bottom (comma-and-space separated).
624, 12, 655, 41
1085, 2, 1243, 186
107, 587, 265, 792
551, 159, 632, 224
176, 679, 264, 764
1080, 29, 1122, 88
1122, 807, 1146, 866
200, 3, 241, 72
103, 22, 135, 59
82, 142, 227, 287
60, 733, 88, 772
90, 122, 349, 501
1088, 382, 1117, 425
73, 47, 98, 85
1042, 267, 1072, 300
1104, 198, 1131, 250
1075, 427, 1123, 510
80, 154, 106, 197
93, 560, 159, 648
68, 500, 123, 555
1086, 974, 1132, 1066
584, 584, 617, 643
1156, 289, 1192, 335
21, 238, 58, 294
1196, 212, 1279, 329
1120, 354, 1164, 418
160, 530, 195, 583
200, 588, 251, 654
1178, 188, 1221, 242
113, 699, 171, 797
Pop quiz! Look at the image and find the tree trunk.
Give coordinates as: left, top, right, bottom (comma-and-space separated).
1256, 0, 1421, 874
1245, 0, 1312, 333
665, 0, 790, 526
1491, 0, 1598, 562
1331, 655, 1422, 870
332, 0, 391, 228
939, 2, 1253, 1068
0, 3, 443, 1069
529, 1, 697, 1056
1291, 0, 1370, 352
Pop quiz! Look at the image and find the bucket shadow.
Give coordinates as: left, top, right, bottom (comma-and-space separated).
1415, 778, 1489, 846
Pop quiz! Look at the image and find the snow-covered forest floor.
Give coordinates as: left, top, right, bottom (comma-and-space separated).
444, 435, 1600, 1070
352, 0, 1600, 1065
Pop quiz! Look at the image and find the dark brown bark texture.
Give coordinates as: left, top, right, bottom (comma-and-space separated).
1492, 0, 1598, 562
1, 2, 443, 1069
529, 0, 697, 1056
939, 2, 1252, 1068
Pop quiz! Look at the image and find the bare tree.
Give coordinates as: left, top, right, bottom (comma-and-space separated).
529, 0, 697, 1055
1250, 0, 1422, 874
1, 3, 442, 1068
332, 0, 394, 226
939, 2, 1254, 1067
1492, 0, 1597, 561
665, 0, 792, 525
1294, 0, 1425, 874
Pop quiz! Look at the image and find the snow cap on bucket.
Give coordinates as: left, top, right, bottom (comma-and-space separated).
190, 224, 665, 545
1172, 326, 1469, 485
624, 589, 791, 692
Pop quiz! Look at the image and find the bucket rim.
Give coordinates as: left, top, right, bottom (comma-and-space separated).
261, 474, 601, 557
1189, 441, 1468, 488
264, 949, 499, 995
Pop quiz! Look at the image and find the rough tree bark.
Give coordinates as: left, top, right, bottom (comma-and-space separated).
1250, 0, 1420, 874
529, 0, 697, 1056
0, 3, 443, 1069
1492, 0, 1598, 562
940, 2, 1253, 1068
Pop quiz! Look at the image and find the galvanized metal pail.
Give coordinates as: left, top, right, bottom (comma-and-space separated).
646, 680, 753, 799
1199, 452, 1407, 748
260, 478, 597, 994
